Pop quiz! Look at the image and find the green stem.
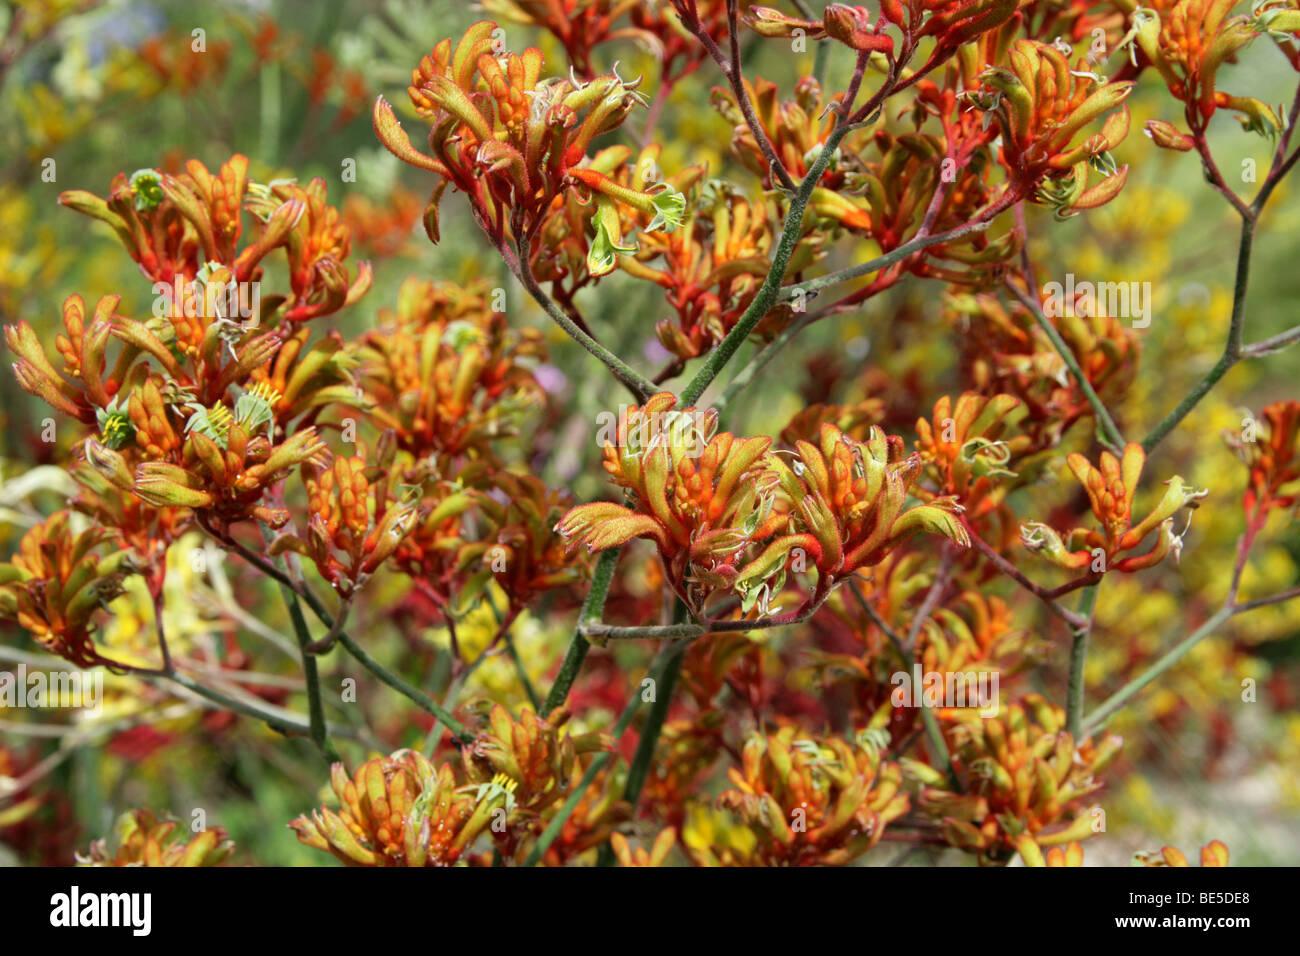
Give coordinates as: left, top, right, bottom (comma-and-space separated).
280, 584, 340, 764
259, 60, 281, 166
541, 546, 619, 718
812, 38, 830, 89
505, 635, 542, 711
1083, 604, 1234, 734
717, 213, 993, 413
520, 674, 646, 867
619, 648, 683, 807
583, 622, 705, 641
223, 523, 470, 742
596, 636, 687, 867
512, 236, 657, 402
785, 216, 995, 301
335, 631, 472, 743
679, 120, 856, 407
160, 671, 353, 740
716, 311, 814, 413
847, 580, 961, 792
1006, 279, 1126, 454
1140, 215, 1254, 453
259, 524, 338, 764
1065, 584, 1100, 740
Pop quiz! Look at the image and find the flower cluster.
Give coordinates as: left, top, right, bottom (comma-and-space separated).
78, 809, 235, 867
1131, 1, 1280, 140
558, 394, 969, 619
350, 278, 545, 461
59, 155, 370, 319
6, 0, 1299, 873
292, 705, 621, 866
0, 513, 137, 667
1021, 443, 1208, 574
687, 725, 908, 866
975, 40, 1133, 217
917, 695, 1122, 864
374, 20, 685, 265
1224, 399, 1300, 523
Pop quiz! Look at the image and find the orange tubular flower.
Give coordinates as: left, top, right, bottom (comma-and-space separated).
267, 453, 418, 598
80, 376, 332, 529
620, 181, 816, 361
374, 21, 684, 261
0, 512, 138, 668
351, 278, 545, 461
526, 762, 630, 866
694, 726, 909, 866
915, 392, 1030, 519
79, 809, 235, 867
6, 294, 109, 425
58, 155, 370, 320
883, 1, 1022, 71
1224, 399, 1300, 522
946, 291, 1140, 449
919, 589, 1039, 681
611, 827, 678, 867
1135, 839, 1230, 867
976, 40, 1133, 217
746, 5, 893, 55
918, 695, 1122, 864
745, 6, 826, 39
558, 396, 970, 618
457, 472, 587, 615
556, 393, 789, 617
713, 76, 874, 229
1019, 837, 1231, 866
461, 704, 616, 861
478, 0, 648, 78
244, 326, 358, 430
1126, 1, 1280, 136
640, 714, 728, 826
137, 30, 232, 94
853, 126, 1016, 274
772, 422, 971, 583
290, 751, 499, 867
1020, 442, 1208, 574
1017, 837, 1087, 867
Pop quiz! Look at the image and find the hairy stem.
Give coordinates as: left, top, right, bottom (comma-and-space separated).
1141, 191, 1255, 452
1005, 278, 1126, 454
511, 235, 658, 402
541, 546, 619, 717
781, 215, 996, 301
680, 120, 856, 406
1065, 584, 1100, 740
689, 0, 797, 192
847, 579, 961, 792
279, 584, 340, 764
336, 631, 472, 743
596, 631, 689, 866
1083, 604, 1234, 734
961, 518, 1088, 629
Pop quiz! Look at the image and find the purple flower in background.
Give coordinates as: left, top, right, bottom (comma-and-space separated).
533, 363, 568, 396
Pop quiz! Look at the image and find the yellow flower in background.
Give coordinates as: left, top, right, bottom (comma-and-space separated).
681, 802, 758, 866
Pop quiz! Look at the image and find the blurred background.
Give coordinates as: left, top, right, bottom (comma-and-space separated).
0, 0, 1297, 865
